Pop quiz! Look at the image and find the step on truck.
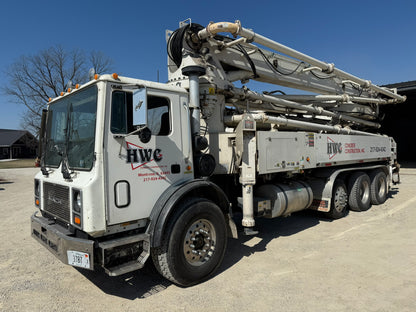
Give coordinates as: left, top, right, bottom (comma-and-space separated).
31, 20, 403, 286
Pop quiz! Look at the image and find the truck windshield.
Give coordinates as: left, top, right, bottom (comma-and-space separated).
44, 85, 97, 171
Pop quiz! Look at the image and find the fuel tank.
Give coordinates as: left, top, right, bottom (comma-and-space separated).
255, 181, 313, 218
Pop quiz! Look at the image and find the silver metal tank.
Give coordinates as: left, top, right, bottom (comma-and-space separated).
255, 181, 313, 218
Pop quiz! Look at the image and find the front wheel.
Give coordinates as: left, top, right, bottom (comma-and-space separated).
151, 198, 227, 286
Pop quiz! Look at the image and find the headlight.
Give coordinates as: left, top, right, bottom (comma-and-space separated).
76, 192, 82, 208
73, 189, 82, 212
34, 179, 40, 207
34, 179, 40, 197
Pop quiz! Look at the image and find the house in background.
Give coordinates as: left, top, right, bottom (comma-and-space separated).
0, 129, 38, 159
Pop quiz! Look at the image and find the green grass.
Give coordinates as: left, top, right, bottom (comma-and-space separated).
0, 159, 37, 169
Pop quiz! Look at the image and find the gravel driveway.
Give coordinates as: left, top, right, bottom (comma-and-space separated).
1, 166, 415, 312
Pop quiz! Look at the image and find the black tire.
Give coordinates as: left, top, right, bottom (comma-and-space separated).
369, 170, 388, 205
348, 172, 371, 211
326, 179, 348, 219
151, 198, 227, 286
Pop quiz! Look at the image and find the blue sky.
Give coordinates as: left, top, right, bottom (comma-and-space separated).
1, 0, 415, 131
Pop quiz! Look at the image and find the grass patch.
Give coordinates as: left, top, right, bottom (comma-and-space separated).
0, 159, 37, 169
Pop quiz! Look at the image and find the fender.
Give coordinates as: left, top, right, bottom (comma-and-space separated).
147, 179, 230, 248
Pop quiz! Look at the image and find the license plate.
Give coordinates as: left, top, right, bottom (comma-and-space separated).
67, 250, 91, 269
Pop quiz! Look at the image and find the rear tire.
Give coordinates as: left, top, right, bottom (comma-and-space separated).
369, 170, 388, 205
151, 198, 227, 287
348, 172, 371, 211
326, 179, 348, 219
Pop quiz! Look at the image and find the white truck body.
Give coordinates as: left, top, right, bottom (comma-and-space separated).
31, 20, 403, 286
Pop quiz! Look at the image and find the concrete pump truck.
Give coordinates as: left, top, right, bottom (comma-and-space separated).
31, 20, 404, 286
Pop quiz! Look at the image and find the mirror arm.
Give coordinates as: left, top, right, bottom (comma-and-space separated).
115, 125, 150, 156
113, 125, 146, 139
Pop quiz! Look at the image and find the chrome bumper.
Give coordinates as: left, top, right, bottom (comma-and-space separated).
31, 211, 95, 270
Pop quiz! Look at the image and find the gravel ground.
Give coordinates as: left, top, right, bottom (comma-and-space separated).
0, 166, 415, 312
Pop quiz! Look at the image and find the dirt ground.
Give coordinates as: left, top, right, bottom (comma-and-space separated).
0, 166, 415, 312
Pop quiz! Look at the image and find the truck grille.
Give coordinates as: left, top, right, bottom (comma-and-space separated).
43, 182, 70, 223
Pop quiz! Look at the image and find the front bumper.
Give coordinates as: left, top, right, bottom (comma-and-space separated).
31, 212, 95, 270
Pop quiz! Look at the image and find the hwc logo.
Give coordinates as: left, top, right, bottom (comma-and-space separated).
125, 141, 162, 170
327, 137, 342, 159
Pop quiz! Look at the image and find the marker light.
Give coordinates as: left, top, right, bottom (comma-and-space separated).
94, 74, 99, 80
67, 88, 72, 93
75, 84, 80, 89
60, 92, 64, 96
112, 73, 119, 80
48, 97, 52, 102
74, 215, 81, 225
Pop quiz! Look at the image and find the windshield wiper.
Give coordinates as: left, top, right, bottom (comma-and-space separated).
61, 103, 73, 180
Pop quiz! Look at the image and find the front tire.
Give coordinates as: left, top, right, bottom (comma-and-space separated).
151, 198, 227, 286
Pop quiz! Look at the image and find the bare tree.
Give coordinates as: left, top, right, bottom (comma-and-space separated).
90, 50, 113, 75
3, 45, 113, 135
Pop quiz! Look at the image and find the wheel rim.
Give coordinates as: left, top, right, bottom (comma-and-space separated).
360, 180, 370, 203
183, 219, 217, 266
333, 185, 347, 212
377, 177, 386, 197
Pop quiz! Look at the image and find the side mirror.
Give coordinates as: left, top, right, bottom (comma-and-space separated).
132, 88, 147, 127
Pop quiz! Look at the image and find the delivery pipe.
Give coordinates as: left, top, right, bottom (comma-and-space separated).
199, 21, 406, 103
272, 94, 396, 105
224, 113, 380, 136
229, 87, 381, 128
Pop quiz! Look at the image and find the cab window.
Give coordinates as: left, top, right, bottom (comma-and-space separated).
110, 91, 170, 136
147, 95, 171, 136
111, 91, 132, 134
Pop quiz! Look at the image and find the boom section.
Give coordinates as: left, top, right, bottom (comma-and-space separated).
167, 20, 405, 130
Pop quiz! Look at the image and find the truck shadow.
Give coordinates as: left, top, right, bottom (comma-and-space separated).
219, 185, 401, 276
219, 210, 322, 274
78, 189, 402, 299
78, 210, 324, 299
387, 186, 399, 199
78, 262, 172, 299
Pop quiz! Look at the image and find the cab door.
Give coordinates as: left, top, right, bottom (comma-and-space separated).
104, 86, 192, 225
